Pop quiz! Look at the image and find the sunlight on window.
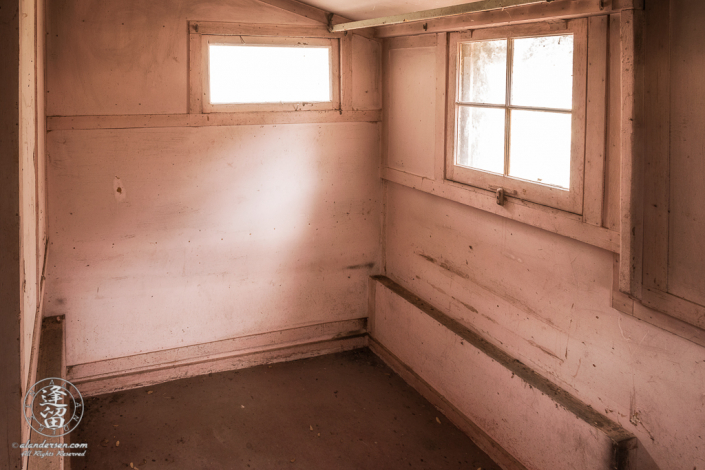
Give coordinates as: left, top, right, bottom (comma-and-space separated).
459, 39, 507, 105
209, 45, 331, 104
509, 110, 572, 188
457, 106, 505, 174
455, 34, 574, 189
511, 35, 574, 110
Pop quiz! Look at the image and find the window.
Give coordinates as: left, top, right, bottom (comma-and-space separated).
202, 34, 341, 113
446, 23, 587, 213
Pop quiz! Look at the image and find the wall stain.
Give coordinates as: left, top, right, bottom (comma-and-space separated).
528, 340, 564, 362
455, 298, 478, 314
345, 262, 375, 270
416, 252, 469, 280
415, 251, 565, 333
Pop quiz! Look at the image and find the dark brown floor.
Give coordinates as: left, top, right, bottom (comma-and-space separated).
71, 348, 501, 470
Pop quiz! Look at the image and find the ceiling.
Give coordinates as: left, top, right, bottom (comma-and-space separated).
300, 0, 484, 21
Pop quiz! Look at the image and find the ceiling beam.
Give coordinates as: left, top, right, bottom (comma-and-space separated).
373, 0, 643, 38
329, 0, 550, 33
255, 0, 377, 39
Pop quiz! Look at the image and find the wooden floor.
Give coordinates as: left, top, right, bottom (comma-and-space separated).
70, 348, 501, 470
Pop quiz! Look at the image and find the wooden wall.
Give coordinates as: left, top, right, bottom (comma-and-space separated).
44, 0, 383, 366
1, 0, 47, 467
663, 0, 705, 305
0, 0, 24, 466
379, 1, 705, 468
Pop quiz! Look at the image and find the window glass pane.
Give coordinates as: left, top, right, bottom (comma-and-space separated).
457, 106, 505, 174
209, 45, 331, 104
511, 35, 573, 109
459, 40, 507, 105
509, 110, 571, 188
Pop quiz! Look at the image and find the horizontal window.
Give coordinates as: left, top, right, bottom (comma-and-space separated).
201, 35, 341, 113
209, 44, 332, 105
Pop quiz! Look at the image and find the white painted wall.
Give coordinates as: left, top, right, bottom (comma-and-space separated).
380, 4, 705, 467
44, 0, 382, 366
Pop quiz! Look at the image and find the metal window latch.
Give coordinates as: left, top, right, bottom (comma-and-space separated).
496, 187, 505, 206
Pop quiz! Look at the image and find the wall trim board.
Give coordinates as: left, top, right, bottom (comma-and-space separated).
374, 0, 643, 38
618, 8, 645, 298
371, 276, 638, 449
382, 168, 620, 252
46, 110, 382, 131
30, 315, 66, 470
68, 318, 368, 397
369, 337, 529, 470
583, 15, 609, 227
26, 238, 50, 396
191, 21, 340, 38
629, 0, 705, 344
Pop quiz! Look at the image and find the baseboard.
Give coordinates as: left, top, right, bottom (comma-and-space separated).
369, 337, 528, 470
68, 318, 368, 397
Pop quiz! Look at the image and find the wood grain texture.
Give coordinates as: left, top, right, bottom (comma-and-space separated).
583, 15, 608, 226
69, 318, 366, 384
383, 167, 620, 252
371, 276, 629, 470
641, 0, 670, 292
254, 0, 377, 39
46, 0, 322, 116
75, 335, 368, 397
603, 14, 622, 231
618, 9, 645, 297
369, 338, 529, 470
386, 34, 438, 50
611, 253, 705, 348
47, 110, 382, 130
193, 21, 339, 38
45, 123, 382, 365
351, 34, 382, 111
375, 0, 641, 38
341, 34, 354, 111
385, 45, 437, 179
434, 33, 447, 181
664, 0, 705, 307
188, 33, 203, 114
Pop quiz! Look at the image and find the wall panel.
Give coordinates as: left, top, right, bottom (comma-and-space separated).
46, 123, 381, 365
386, 46, 437, 179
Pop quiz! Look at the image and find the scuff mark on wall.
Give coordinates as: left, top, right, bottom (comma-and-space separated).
345, 262, 375, 270
113, 176, 127, 203
527, 339, 565, 362
416, 251, 470, 280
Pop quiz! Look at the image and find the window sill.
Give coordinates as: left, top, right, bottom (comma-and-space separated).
381, 166, 619, 253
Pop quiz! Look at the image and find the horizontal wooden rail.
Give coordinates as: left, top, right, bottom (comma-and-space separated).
47, 110, 382, 131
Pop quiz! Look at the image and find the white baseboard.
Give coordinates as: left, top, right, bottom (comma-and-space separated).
69, 318, 368, 397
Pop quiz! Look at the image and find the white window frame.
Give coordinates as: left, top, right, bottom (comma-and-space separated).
189, 22, 343, 115
445, 20, 588, 214
202, 35, 340, 113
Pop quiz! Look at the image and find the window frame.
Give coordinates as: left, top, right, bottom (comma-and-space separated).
202, 35, 341, 113
445, 21, 588, 214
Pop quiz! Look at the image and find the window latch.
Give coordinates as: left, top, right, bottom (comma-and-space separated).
496, 188, 505, 206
